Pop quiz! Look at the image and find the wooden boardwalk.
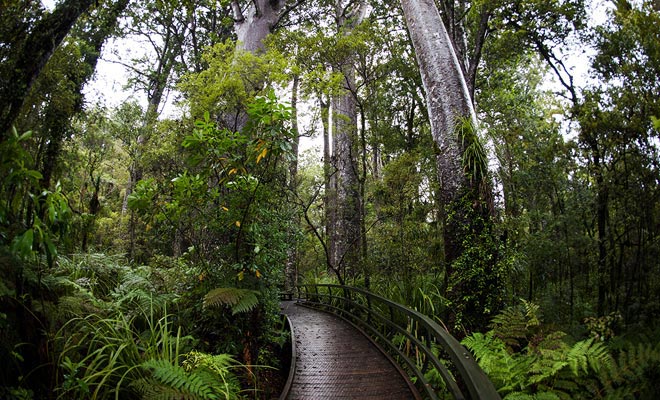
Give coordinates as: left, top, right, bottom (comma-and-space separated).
280, 301, 417, 400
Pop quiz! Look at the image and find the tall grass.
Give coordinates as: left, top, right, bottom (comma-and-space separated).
54, 303, 243, 399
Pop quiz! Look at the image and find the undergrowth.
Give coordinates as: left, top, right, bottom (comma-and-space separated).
462, 300, 660, 399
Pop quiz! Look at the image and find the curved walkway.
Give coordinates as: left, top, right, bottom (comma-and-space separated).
281, 301, 417, 400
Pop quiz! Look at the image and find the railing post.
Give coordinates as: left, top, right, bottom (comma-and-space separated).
366, 292, 373, 325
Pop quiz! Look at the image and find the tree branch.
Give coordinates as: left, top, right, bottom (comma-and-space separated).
532, 36, 578, 107
271, 0, 305, 31
467, 4, 491, 98
231, 0, 245, 22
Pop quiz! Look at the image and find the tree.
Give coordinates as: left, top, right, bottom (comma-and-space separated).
327, 0, 370, 282
227, 0, 304, 130
0, 0, 97, 137
399, 0, 502, 331
577, 0, 660, 320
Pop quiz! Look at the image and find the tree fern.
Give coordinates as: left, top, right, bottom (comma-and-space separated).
203, 287, 259, 315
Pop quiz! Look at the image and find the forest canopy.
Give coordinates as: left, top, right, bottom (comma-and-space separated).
1, 0, 659, 398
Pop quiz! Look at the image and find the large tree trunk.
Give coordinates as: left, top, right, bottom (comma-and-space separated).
328, 0, 369, 280
321, 94, 337, 274
232, 0, 285, 53
330, 71, 361, 279
400, 0, 500, 332
0, 0, 96, 137
400, 0, 477, 262
284, 75, 301, 292
228, 0, 288, 132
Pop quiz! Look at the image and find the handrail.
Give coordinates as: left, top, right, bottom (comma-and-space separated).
297, 284, 501, 400
278, 314, 296, 400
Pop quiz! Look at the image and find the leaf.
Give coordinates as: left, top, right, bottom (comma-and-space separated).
652, 115, 660, 129
12, 229, 34, 259
203, 287, 259, 315
256, 147, 268, 164
17, 130, 33, 141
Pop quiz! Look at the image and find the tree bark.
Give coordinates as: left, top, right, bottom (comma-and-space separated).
232, 0, 285, 53
0, 0, 96, 137
400, 0, 477, 263
321, 94, 336, 273
400, 0, 501, 331
228, 0, 289, 131
284, 74, 301, 292
328, 0, 369, 279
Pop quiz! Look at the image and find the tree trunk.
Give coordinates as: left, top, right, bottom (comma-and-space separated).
331, 73, 361, 279
284, 75, 301, 292
0, 0, 96, 137
321, 95, 336, 274
227, 0, 288, 131
400, 0, 477, 263
328, 0, 369, 280
400, 0, 500, 331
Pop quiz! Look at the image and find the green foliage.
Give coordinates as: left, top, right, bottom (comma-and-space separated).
455, 117, 488, 185
178, 40, 288, 123
133, 354, 241, 400
0, 128, 71, 266
598, 341, 660, 399
489, 300, 541, 350
446, 193, 508, 332
203, 287, 260, 315
463, 302, 616, 399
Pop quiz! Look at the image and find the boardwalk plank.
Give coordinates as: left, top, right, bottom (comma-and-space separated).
281, 301, 416, 400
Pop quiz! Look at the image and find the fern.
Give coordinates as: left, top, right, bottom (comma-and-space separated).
133, 353, 242, 400
505, 392, 560, 400
138, 359, 218, 399
182, 351, 237, 373
567, 338, 613, 375
132, 380, 196, 400
598, 341, 660, 399
464, 302, 617, 399
182, 351, 241, 397
203, 287, 259, 315
489, 299, 540, 350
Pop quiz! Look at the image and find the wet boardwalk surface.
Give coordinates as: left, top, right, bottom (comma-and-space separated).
281, 301, 416, 400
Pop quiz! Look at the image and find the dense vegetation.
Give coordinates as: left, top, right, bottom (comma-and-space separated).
1, 0, 659, 398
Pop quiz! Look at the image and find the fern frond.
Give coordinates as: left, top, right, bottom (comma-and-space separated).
504, 392, 560, 400
563, 338, 613, 376
489, 300, 540, 350
140, 358, 218, 399
132, 377, 196, 400
203, 287, 259, 315
599, 341, 660, 399
182, 351, 237, 374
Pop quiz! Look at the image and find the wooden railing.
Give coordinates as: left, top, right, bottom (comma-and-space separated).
296, 284, 501, 400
